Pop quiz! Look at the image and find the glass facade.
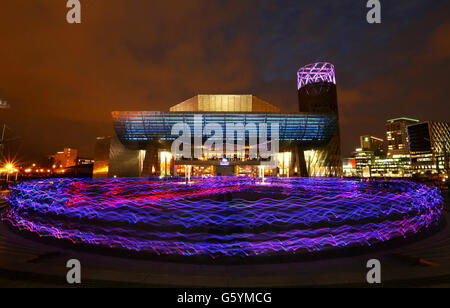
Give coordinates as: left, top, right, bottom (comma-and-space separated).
110, 111, 339, 177
371, 154, 412, 177
408, 121, 450, 177
344, 151, 412, 178
112, 112, 338, 147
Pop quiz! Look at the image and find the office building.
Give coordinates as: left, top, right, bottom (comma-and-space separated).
386, 117, 419, 156
53, 148, 78, 169
408, 121, 450, 177
360, 135, 384, 154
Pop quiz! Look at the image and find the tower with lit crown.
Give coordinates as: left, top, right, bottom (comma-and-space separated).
297, 62, 342, 177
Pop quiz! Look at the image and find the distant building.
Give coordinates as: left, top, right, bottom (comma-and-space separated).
77, 157, 94, 165
0, 100, 10, 109
352, 148, 375, 178
386, 117, 419, 156
344, 119, 418, 178
407, 121, 450, 178
344, 118, 449, 179
360, 135, 384, 155
346, 147, 412, 179
93, 137, 111, 178
343, 158, 356, 177
53, 148, 78, 169
371, 154, 412, 178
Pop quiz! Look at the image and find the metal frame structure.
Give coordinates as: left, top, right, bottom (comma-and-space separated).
297, 62, 336, 90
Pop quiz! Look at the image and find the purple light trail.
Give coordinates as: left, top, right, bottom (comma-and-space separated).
2, 177, 444, 258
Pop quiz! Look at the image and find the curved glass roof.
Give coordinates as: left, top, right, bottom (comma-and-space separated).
112, 111, 338, 147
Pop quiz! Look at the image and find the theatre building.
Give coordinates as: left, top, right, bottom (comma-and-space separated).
93, 63, 342, 178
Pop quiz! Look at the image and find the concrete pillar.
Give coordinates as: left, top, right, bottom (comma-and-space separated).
297, 145, 309, 177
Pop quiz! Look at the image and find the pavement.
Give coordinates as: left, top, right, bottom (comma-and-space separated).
0, 206, 449, 288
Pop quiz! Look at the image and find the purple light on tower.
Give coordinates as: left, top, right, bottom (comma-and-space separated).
297, 62, 336, 90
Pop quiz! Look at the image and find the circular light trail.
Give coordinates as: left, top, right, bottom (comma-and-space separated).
1, 177, 444, 258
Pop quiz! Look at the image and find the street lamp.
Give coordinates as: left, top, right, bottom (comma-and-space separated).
4, 163, 13, 182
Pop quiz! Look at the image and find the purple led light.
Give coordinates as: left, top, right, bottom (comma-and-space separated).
297, 62, 336, 90
1, 177, 444, 258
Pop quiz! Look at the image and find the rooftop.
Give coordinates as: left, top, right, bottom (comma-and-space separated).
387, 117, 420, 123
169, 94, 280, 113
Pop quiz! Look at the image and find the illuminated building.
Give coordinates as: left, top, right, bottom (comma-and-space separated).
101, 63, 342, 178
386, 117, 419, 156
53, 148, 78, 169
371, 154, 412, 177
77, 158, 94, 165
343, 158, 357, 177
170, 95, 280, 113
360, 135, 384, 155
111, 105, 337, 177
345, 119, 448, 179
352, 148, 374, 178
355, 135, 410, 177
93, 137, 111, 178
407, 121, 450, 177
297, 62, 342, 177
347, 148, 412, 178
345, 123, 414, 178
0, 100, 10, 109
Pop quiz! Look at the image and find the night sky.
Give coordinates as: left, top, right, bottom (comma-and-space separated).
0, 0, 449, 162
